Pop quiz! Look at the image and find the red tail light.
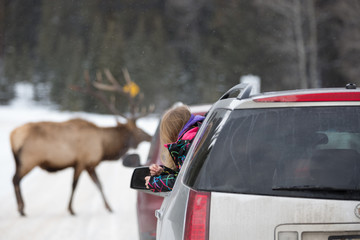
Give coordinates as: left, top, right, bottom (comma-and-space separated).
254, 92, 360, 102
184, 190, 211, 240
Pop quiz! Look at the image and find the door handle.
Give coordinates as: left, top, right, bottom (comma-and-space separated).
155, 209, 163, 220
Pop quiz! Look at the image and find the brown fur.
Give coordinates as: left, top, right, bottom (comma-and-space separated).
10, 118, 151, 216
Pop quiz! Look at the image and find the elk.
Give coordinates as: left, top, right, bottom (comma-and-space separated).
11, 68, 153, 216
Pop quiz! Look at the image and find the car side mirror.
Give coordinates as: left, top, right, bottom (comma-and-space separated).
123, 153, 141, 167
130, 167, 170, 197
130, 167, 150, 189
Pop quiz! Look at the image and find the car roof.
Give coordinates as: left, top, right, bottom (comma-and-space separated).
189, 104, 212, 113
221, 83, 359, 99
213, 83, 360, 110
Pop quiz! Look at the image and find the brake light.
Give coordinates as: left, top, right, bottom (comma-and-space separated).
184, 190, 211, 240
254, 92, 360, 102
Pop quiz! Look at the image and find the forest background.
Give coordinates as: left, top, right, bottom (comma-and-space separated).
0, 0, 359, 114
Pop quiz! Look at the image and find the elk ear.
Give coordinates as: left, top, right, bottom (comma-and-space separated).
126, 119, 137, 128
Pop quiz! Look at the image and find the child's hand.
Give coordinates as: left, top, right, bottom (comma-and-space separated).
149, 164, 163, 176
145, 176, 150, 189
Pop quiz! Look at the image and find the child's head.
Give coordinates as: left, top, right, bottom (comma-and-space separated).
160, 105, 191, 145
160, 105, 191, 169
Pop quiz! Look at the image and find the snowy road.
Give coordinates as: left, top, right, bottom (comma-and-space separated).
0, 103, 158, 240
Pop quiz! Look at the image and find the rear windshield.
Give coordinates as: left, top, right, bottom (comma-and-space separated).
184, 106, 360, 200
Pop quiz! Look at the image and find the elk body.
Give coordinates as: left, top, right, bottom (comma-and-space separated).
11, 68, 153, 216
11, 118, 151, 216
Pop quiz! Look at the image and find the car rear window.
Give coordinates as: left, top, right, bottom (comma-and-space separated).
184, 106, 360, 200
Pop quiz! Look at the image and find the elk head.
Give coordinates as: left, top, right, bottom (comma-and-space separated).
125, 119, 152, 148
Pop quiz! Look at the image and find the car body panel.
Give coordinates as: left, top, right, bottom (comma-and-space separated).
209, 193, 360, 239
155, 185, 190, 239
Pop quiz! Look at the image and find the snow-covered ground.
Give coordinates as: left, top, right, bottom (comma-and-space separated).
0, 83, 159, 240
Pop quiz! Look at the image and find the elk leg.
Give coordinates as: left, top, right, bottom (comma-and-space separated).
12, 172, 25, 216
86, 167, 113, 213
68, 166, 83, 216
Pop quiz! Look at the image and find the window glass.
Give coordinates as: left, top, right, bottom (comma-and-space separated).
184, 108, 230, 186
185, 107, 360, 200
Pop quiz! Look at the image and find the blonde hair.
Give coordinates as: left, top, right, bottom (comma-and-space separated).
160, 105, 191, 170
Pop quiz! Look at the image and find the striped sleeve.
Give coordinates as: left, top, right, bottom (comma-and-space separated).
148, 173, 178, 192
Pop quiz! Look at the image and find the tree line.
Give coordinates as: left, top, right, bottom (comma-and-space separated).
0, 0, 359, 113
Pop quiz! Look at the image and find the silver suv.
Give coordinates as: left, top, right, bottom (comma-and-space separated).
131, 83, 360, 240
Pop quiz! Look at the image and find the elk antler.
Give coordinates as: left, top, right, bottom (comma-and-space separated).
72, 68, 154, 121
70, 70, 124, 121
93, 69, 124, 94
